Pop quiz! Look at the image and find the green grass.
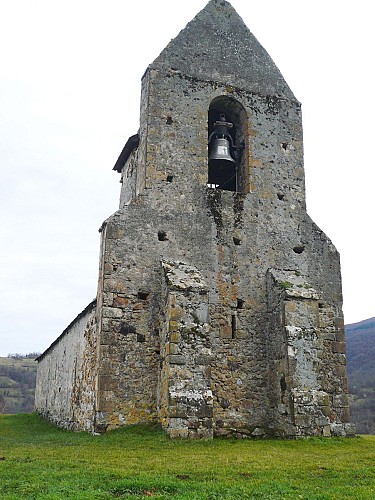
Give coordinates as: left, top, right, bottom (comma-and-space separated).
1, 414, 375, 499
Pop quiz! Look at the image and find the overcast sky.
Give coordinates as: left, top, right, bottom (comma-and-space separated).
1, 0, 374, 356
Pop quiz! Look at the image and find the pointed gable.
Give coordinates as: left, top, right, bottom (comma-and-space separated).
151, 0, 295, 100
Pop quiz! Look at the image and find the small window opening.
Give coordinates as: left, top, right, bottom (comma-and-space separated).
293, 245, 305, 254
233, 236, 241, 246
237, 299, 244, 309
280, 375, 287, 394
231, 314, 236, 339
277, 193, 285, 201
137, 291, 150, 300
158, 230, 168, 241
120, 323, 136, 335
166, 116, 173, 125
166, 175, 173, 182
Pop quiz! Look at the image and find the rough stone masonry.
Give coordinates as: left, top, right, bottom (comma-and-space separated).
35, 0, 355, 438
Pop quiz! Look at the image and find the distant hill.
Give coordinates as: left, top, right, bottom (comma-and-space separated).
346, 317, 375, 434
0, 355, 38, 414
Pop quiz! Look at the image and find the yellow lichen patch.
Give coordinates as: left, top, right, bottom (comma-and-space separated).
170, 331, 180, 343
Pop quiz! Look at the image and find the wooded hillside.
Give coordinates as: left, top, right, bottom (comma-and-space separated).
346, 317, 375, 434
0, 355, 38, 414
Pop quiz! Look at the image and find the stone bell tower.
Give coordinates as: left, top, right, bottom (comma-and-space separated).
35, 0, 354, 438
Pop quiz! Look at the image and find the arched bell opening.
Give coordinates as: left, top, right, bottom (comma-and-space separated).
207, 97, 248, 192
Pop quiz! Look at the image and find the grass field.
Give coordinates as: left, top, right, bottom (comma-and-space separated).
1, 414, 375, 499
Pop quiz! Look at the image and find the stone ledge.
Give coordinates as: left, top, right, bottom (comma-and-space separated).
162, 260, 208, 293
268, 268, 320, 300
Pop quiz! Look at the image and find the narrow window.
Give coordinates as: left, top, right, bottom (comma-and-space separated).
237, 298, 244, 309
158, 230, 167, 241
231, 314, 236, 339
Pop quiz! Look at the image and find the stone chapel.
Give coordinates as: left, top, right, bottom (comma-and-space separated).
35, 0, 354, 438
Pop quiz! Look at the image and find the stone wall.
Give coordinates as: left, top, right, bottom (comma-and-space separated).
35, 301, 97, 431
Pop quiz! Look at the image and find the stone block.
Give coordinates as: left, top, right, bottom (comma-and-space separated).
96, 392, 115, 412
100, 328, 120, 346
168, 355, 186, 365
106, 224, 125, 239
168, 404, 187, 418
220, 326, 232, 339
168, 417, 189, 436
169, 320, 179, 332
102, 307, 123, 319
170, 331, 180, 343
98, 376, 118, 392
322, 332, 335, 341
112, 295, 130, 308
169, 343, 179, 355
335, 406, 351, 423
169, 427, 189, 438
294, 414, 311, 427
103, 278, 128, 294
188, 427, 213, 439
332, 341, 346, 354
322, 425, 331, 437
316, 392, 330, 407
333, 393, 349, 408
320, 405, 331, 417
315, 416, 330, 427
194, 402, 213, 419
195, 354, 211, 366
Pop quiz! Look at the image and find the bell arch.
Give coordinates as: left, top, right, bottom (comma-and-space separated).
208, 96, 248, 193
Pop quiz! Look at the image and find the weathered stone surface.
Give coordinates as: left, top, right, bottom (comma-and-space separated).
35, 301, 97, 431
35, 0, 353, 438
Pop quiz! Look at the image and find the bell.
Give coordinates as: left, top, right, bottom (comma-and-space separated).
208, 137, 235, 164
208, 114, 237, 190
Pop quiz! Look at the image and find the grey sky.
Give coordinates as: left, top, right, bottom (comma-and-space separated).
1, 0, 374, 356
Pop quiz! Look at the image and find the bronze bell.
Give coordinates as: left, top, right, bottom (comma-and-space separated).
208, 114, 237, 190
208, 137, 235, 164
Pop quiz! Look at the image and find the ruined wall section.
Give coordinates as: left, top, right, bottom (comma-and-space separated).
35, 301, 97, 430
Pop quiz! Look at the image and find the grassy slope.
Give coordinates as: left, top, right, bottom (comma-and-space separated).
1, 414, 375, 499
